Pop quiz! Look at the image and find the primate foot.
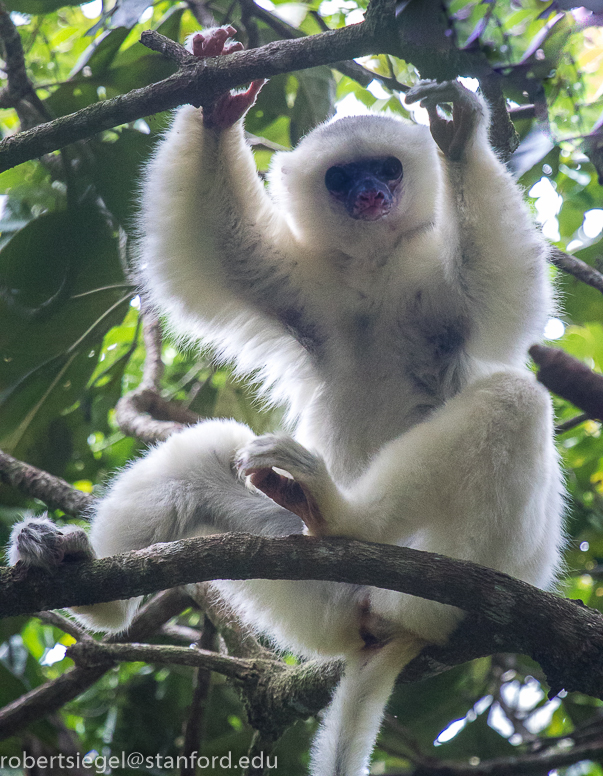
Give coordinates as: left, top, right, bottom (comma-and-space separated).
236, 435, 337, 536
8, 515, 93, 569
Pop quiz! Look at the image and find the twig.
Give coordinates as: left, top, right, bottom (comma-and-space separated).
138, 32, 195, 65
67, 640, 260, 678
550, 247, 603, 295
36, 610, 92, 642
555, 412, 591, 434
245, 731, 276, 776
180, 616, 216, 776
509, 103, 536, 120
0, 588, 191, 740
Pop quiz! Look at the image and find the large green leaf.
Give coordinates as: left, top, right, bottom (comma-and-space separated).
45, 11, 183, 119
0, 207, 131, 463
3, 0, 79, 12
90, 128, 156, 227
290, 67, 336, 145
69, 27, 131, 78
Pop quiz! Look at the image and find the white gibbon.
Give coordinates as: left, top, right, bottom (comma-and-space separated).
9, 26, 565, 776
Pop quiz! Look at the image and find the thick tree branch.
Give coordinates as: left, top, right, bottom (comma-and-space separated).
1, 532, 602, 700
0, 20, 397, 173
530, 344, 603, 420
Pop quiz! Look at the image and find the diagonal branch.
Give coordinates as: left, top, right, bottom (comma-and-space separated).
0, 449, 93, 516
530, 344, 603, 420
0, 18, 397, 173
550, 247, 603, 296
0, 588, 191, 740
0, 1, 50, 127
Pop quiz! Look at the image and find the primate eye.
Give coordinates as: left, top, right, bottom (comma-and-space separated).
325, 166, 349, 193
381, 157, 403, 180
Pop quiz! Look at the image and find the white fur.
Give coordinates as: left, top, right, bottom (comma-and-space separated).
9, 81, 565, 776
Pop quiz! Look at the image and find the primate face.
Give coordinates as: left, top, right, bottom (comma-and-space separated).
324, 156, 404, 221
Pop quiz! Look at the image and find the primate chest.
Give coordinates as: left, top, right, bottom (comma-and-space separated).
310, 299, 469, 478
329, 295, 468, 401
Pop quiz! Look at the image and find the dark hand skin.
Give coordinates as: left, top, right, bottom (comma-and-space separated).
241, 467, 327, 536
191, 26, 265, 129
405, 80, 484, 162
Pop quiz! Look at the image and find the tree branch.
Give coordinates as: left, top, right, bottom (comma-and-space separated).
114, 309, 201, 442
2, 532, 602, 700
64, 638, 338, 741
0, 19, 397, 173
0, 1, 50, 127
530, 344, 603, 420
550, 247, 603, 296
0, 449, 93, 516
0, 588, 191, 740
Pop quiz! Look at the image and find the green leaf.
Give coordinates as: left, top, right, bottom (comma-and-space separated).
0, 207, 131, 462
70, 27, 131, 77
90, 128, 156, 227
3, 0, 79, 13
290, 67, 336, 145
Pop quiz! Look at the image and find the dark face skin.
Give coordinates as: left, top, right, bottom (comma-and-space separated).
325, 157, 403, 221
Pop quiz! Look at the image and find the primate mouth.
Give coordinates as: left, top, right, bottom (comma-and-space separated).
352, 204, 392, 221
348, 187, 393, 221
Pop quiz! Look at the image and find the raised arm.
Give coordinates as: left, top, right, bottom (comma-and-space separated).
406, 81, 553, 367
139, 28, 322, 363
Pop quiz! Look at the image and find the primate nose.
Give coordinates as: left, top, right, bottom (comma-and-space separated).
358, 190, 385, 206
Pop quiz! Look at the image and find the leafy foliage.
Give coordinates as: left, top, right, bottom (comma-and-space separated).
1, 0, 603, 773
